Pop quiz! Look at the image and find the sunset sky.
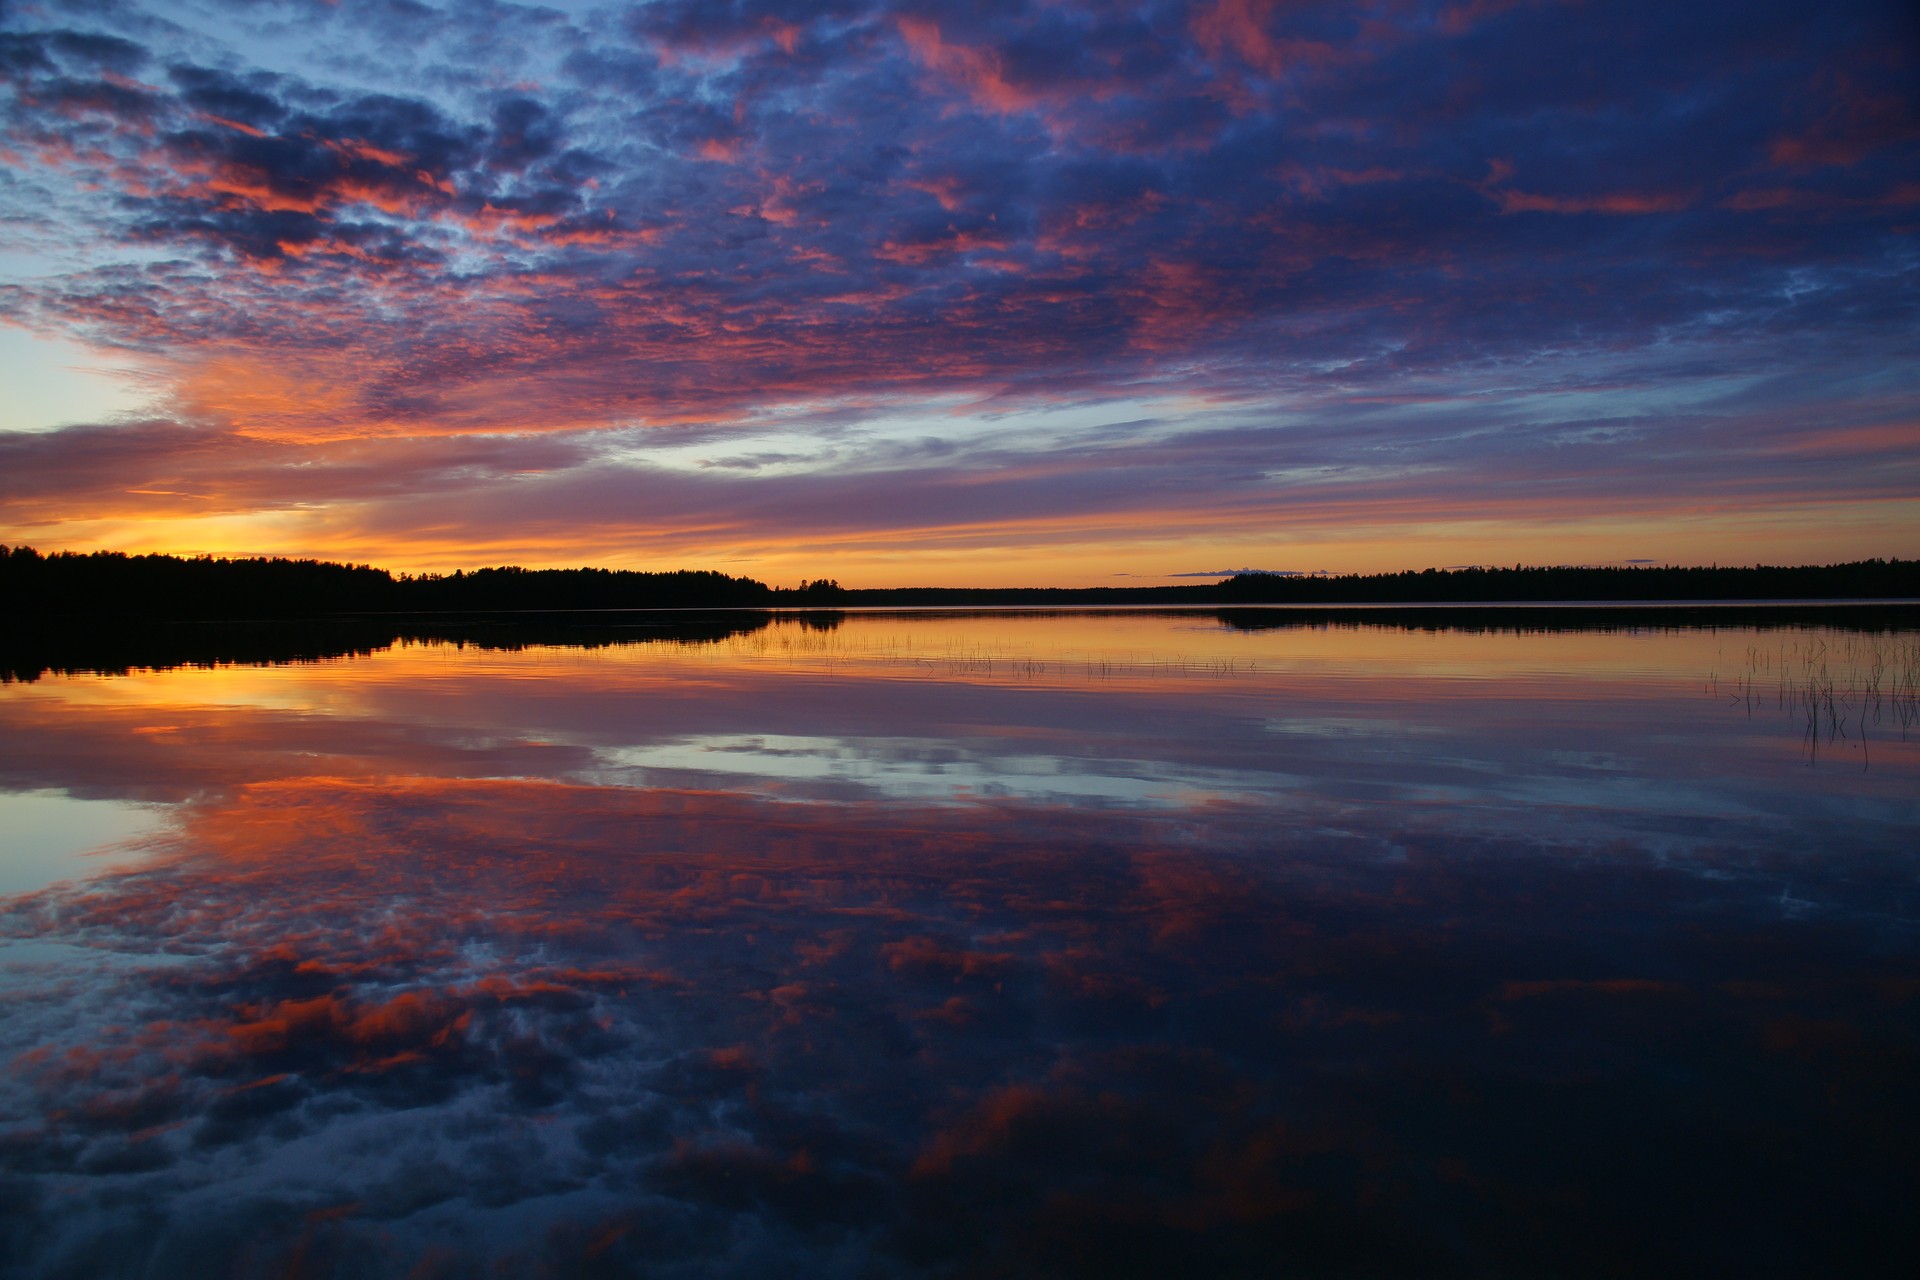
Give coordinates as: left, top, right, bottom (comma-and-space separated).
1, 0, 1915, 586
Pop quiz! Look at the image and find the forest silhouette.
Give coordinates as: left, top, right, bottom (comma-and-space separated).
4, 545, 1914, 683
3, 545, 1914, 620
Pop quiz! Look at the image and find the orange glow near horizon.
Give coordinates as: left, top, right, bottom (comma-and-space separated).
7, 331, 1911, 586
9, 496, 1915, 587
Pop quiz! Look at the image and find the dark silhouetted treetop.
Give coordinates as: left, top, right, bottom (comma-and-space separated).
1, 546, 774, 620
3, 546, 1913, 622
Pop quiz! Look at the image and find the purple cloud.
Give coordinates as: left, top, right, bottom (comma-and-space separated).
0, 0, 1914, 566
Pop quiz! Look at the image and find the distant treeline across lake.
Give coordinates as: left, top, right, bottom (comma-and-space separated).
3, 544, 1916, 621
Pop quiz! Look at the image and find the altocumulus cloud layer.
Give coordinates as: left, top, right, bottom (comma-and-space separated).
0, 0, 1916, 572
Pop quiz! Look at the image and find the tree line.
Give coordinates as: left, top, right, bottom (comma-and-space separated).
837, 560, 1918, 606
1208, 560, 1919, 604
0, 546, 793, 618
2, 545, 1913, 621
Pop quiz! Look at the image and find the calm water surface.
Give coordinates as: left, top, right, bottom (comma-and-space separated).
2, 610, 1916, 1278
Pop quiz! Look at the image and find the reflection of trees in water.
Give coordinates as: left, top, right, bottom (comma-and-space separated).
1216, 603, 1920, 635
0, 613, 786, 683
1710, 633, 1920, 764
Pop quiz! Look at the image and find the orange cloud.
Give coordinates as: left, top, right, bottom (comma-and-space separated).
896, 17, 1044, 115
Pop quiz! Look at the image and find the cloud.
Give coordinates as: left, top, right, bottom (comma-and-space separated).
0, 0, 1915, 565
5, 344, 1914, 571
1167, 567, 1300, 577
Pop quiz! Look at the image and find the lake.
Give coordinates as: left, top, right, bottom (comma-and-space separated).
2, 608, 1916, 1278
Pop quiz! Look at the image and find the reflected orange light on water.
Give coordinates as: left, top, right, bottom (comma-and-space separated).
11, 612, 1913, 825
29, 609, 1805, 708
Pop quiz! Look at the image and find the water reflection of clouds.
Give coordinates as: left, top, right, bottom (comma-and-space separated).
1, 777, 1914, 1277
1, 618, 1916, 1276
592, 733, 1275, 806
3, 641, 1914, 848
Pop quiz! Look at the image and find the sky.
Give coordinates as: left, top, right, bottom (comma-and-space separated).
0, 0, 1915, 586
